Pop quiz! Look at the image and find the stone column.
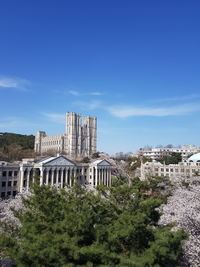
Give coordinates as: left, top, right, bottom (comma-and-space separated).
56, 169, 59, 186
19, 167, 24, 193
91, 167, 94, 186
46, 169, 49, 185
108, 168, 111, 186
95, 167, 98, 187
61, 168, 64, 188
98, 168, 100, 185
106, 168, 108, 186
32, 169, 36, 184
66, 168, 70, 186
99, 169, 101, 185
70, 168, 73, 187
40, 168, 43, 186
94, 167, 96, 186
81, 168, 84, 185
51, 169, 54, 186
26, 169, 31, 191
74, 168, 77, 184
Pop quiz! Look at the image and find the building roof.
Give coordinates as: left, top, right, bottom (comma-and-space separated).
91, 159, 112, 166
188, 153, 200, 162
38, 157, 56, 164
35, 156, 53, 163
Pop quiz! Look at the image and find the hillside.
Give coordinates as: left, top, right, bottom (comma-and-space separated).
0, 133, 36, 161
0, 132, 35, 150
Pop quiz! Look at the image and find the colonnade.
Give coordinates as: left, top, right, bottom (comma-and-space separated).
40, 167, 81, 188
19, 165, 112, 193
19, 167, 83, 192
92, 167, 111, 186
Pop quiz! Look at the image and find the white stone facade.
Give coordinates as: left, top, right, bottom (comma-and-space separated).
0, 156, 112, 199
34, 112, 97, 157
0, 161, 19, 199
141, 161, 200, 180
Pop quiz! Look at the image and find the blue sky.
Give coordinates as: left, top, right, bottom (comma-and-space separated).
1, 0, 200, 155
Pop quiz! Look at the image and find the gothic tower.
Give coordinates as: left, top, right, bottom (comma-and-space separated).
65, 112, 97, 157
34, 131, 46, 154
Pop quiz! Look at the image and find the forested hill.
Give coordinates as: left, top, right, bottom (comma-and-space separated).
0, 132, 35, 150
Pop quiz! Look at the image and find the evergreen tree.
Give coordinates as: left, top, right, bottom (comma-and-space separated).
157, 152, 182, 165
0, 178, 187, 267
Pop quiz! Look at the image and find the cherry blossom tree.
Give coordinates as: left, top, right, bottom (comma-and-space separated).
159, 175, 200, 267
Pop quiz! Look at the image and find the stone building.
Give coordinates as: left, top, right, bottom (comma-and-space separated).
0, 156, 112, 199
34, 112, 97, 158
140, 153, 200, 180
0, 161, 19, 199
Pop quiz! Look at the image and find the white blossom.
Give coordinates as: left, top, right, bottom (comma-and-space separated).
0, 190, 31, 229
159, 176, 200, 267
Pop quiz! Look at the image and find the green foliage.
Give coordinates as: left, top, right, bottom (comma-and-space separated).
81, 157, 91, 163
92, 152, 100, 159
0, 132, 35, 161
0, 179, 186, 267
0, 132, 35, 149
157, 152, 182, 165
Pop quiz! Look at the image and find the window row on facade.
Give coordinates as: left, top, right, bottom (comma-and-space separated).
2, 170, 18, 177
1, 191, 17, 198
2, 180, 17, 187
42, 140, 62, 146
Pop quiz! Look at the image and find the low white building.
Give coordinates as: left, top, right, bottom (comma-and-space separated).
139, 145, 200, 161
0, 156, 113, 199
141, 153, 200, 180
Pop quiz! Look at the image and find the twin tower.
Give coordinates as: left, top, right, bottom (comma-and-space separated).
34, 112, 97, 158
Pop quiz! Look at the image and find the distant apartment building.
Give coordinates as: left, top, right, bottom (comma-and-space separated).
0, 156, 112, 199
139, 145, 200, 161
34, 112, 97, 158
140, 153, 200, 180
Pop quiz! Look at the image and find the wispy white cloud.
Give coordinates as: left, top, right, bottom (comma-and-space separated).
0, 76, 31, 91
67, 90, 103, 96
68, 90, 80, 96
42, 113, 65, 124
89, 91, 103, 96
108, 103, 200, 118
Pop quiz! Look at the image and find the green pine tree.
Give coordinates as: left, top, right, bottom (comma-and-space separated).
0, 177, 187, 267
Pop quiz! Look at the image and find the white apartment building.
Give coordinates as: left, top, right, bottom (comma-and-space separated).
139, 145, 200, 161
140, 153, 200, 180
0, 156, 112, 199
